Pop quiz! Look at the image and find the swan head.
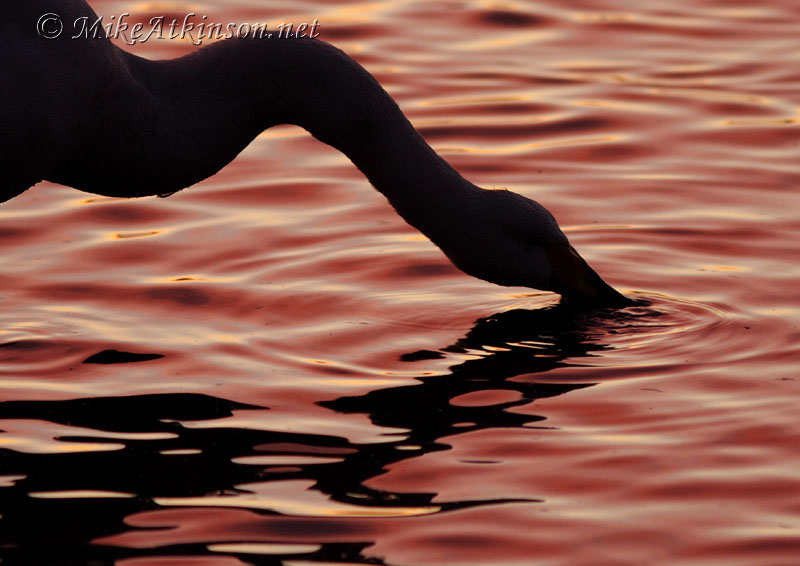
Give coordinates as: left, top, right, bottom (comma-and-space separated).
426, 188, 630, 306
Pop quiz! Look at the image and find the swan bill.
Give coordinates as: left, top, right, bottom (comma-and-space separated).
543, 244, 631, 306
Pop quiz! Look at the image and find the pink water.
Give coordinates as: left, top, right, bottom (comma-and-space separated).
1, 1, 799, 565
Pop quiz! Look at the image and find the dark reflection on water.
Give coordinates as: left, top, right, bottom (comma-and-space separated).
82, 349, 166, 364
325, 303, 626, 444
0, 394, 265, 565
0, 304, 642, 566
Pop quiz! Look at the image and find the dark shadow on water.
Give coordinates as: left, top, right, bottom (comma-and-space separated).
0, 302, 649, 566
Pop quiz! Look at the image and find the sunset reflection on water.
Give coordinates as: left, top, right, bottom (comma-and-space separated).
2, 1, 799, 565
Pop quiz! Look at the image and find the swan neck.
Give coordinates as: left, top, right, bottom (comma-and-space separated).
261, 38, 474, 221
52, 36, 474, 210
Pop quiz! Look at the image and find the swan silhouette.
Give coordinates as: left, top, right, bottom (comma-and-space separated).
2, 0, 629, 305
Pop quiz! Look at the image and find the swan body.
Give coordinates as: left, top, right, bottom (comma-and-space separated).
2, 0, 628, 305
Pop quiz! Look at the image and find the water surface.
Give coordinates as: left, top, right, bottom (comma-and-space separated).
1, 1, 799, 565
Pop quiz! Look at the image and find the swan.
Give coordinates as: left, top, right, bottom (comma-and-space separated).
2, 0, 629, 305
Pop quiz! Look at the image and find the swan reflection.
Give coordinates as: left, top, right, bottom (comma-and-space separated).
0, 302, 640, 564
